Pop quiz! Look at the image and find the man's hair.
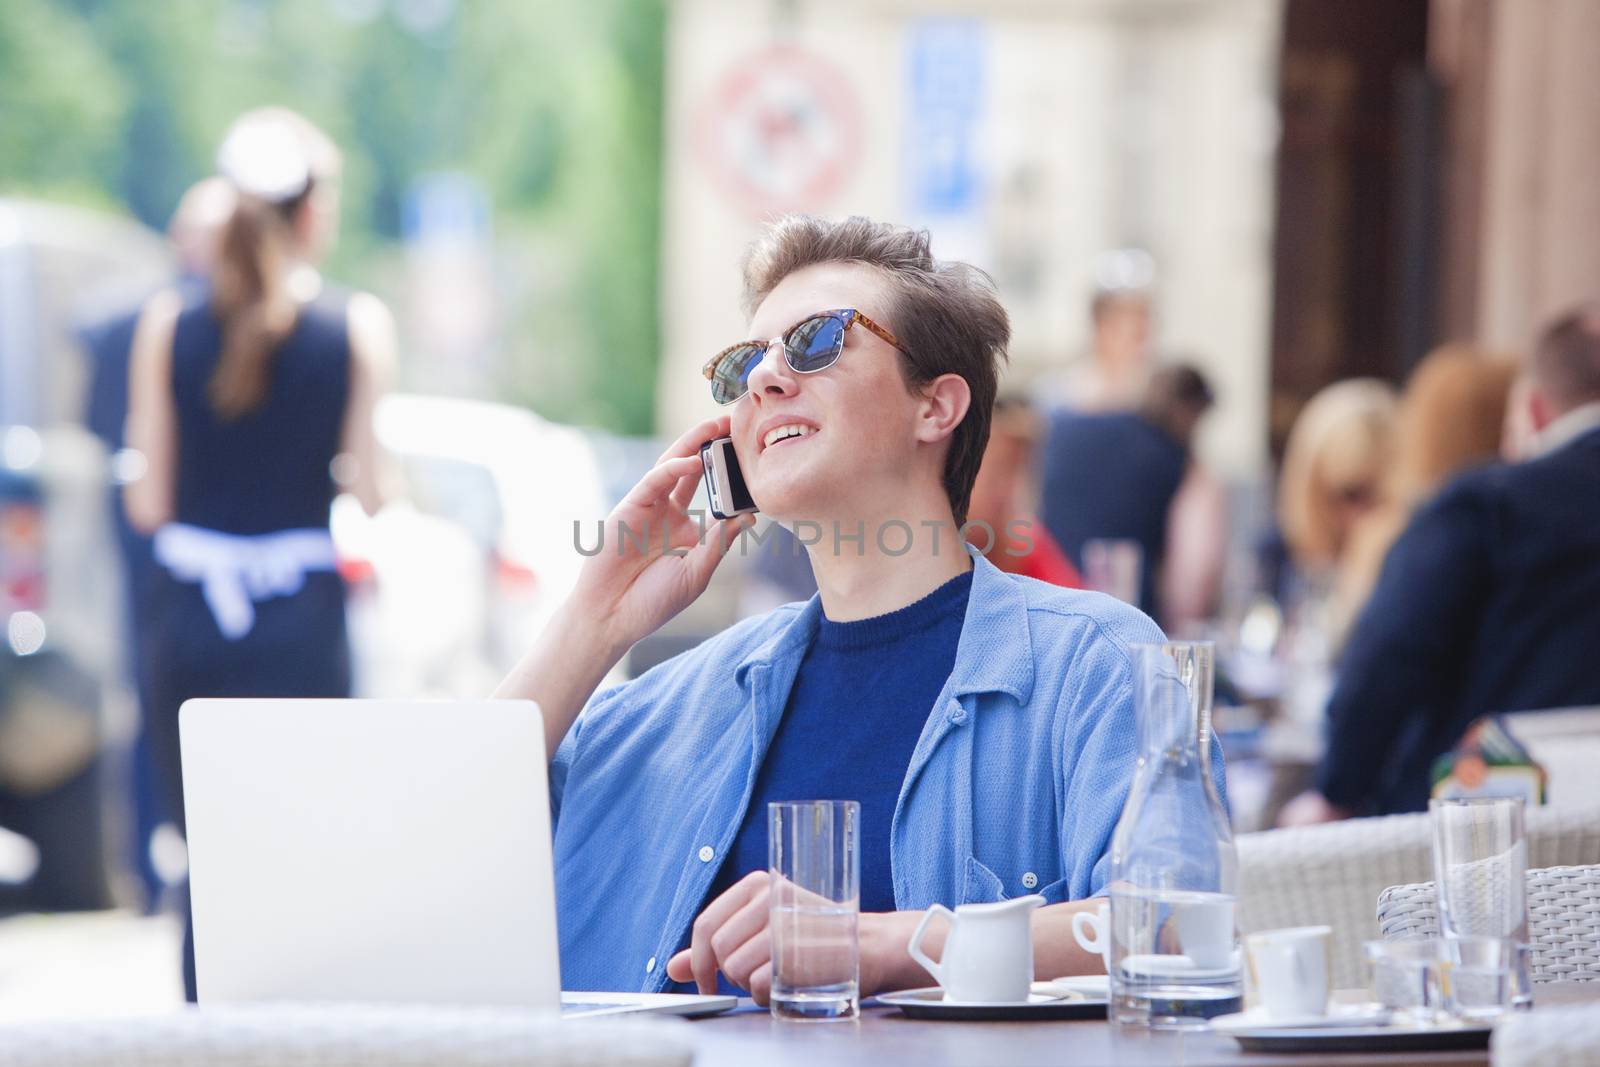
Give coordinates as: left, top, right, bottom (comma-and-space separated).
741, 215, 1010, 526
1534, 304, 1600, 411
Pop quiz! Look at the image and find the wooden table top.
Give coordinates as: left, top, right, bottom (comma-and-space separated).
684, 984, 1598, 1067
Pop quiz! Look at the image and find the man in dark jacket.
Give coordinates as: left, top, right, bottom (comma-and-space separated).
1284, 306, 1600, 820
77, 178, 233, 905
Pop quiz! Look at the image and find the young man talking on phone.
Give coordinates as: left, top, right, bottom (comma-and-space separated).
496, 215, 1226, 1001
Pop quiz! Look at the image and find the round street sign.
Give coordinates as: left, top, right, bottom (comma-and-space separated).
694, 46, 862, 217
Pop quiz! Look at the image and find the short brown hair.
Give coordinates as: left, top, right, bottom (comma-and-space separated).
1534, 304, 1600, 411
741, 215, 1010, 525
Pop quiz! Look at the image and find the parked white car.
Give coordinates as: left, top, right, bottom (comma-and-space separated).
334, 394, 612, 697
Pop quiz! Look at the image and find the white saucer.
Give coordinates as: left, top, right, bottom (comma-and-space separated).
1049, 974, 1110, 998
877, 985, 1108, 1021
1211, 1003, 1393, 1032
1117, 952, 1241, 982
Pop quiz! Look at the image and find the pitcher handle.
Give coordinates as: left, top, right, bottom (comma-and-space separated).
907, 903, 955, 985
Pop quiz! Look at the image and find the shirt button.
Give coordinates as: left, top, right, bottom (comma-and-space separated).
1022, 871, 1039, 890
698, 845, 715, 863
948, 703, 967, 725
646, 956, 657, 974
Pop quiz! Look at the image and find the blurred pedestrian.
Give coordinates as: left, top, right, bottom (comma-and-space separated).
965, 396, 1082, 587
1269, 378, 1397, 609
78, 176, 235, 912
124, 108, 396, 999
1280, 307, 1600, 821
1144, 364, 1228, 633
1332, 346, 1517, 646
1054, 250, 1156, 413
1037, 363, 1221, 625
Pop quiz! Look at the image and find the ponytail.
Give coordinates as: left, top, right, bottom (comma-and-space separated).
207, 190, 306, 420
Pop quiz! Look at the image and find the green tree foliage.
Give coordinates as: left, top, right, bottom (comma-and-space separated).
0, 0, 665, 434
0, 0, 127, 207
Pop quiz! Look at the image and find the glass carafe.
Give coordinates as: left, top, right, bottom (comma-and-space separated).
1107, 641, 1241, 1029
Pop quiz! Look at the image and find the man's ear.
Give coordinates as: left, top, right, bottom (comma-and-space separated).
916, 374, 971, 445
1529, 384, 1556, 433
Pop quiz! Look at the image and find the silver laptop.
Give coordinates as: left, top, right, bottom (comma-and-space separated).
180, 698, 734, 1018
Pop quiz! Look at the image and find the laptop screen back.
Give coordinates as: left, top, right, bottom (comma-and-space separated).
180, 698, 560, 1009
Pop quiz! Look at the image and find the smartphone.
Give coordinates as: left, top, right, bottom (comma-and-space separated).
699, 436, 758, 520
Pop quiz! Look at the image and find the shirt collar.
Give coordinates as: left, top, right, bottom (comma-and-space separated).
733, 542, 1035, 705
1533, 400, 1600, 458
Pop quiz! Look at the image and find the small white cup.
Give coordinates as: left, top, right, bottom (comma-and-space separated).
1173, 893, 1236, 969
1071, 901, 1111, 973
1246, 926, 1333, 1019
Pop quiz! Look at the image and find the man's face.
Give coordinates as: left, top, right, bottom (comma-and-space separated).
1093, 296, 1150, 364
728, 261, 933, 523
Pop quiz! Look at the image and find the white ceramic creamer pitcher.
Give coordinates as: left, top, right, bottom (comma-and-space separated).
906, 894, 1045, 1003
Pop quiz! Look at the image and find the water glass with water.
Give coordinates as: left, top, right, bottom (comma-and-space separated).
1083, 539, 1143, 605
1430, 797, 1531, 1004
1364, 939, 1448, 1025
769, 800, 860, 1021
1444, 936, 1520, 1020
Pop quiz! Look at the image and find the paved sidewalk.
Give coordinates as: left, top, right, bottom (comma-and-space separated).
0, 911, 184, 1022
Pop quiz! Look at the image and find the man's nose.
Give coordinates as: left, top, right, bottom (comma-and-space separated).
745, 338, 798, 400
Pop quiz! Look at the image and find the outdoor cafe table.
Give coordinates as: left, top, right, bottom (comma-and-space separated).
683, 982, 1600, 1067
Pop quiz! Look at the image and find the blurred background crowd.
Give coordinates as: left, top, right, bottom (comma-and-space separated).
2, 0, 1599, 1011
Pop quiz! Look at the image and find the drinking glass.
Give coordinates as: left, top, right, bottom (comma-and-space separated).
1430, 797, 1531, 1004
1364, 939, 1447, 1025
1442, 936, 1518, 1021
768, 800, 860, 1021
1082, 539, 1143, 605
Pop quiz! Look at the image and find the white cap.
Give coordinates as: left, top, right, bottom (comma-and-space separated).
1093, 248, 1156, 294
215, 116, 312, 203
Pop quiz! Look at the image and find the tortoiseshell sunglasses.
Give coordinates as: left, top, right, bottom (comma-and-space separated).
701, 308, 910, 405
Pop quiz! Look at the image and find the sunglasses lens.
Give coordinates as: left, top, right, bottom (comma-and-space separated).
710, 343, 765, 404
787, 314, 846, 373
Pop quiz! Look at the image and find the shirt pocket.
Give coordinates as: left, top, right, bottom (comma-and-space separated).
961, 856, 1071, 906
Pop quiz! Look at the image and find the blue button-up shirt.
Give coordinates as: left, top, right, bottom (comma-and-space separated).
550, 546, 1228, 991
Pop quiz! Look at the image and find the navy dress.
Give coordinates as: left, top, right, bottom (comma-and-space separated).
143, 289, 354, 999
1037, 409, 1188, 617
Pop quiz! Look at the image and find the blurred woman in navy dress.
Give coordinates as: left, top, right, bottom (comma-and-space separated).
125, 108, 396, 999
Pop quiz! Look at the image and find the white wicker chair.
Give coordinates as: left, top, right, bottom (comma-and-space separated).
1376, 863, 1600, 984
1492, 1003, 1600, 1067
0, 1005, 696, 1067
1236, 804, 1600, 989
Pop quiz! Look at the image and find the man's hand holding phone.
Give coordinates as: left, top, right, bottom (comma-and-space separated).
497, 416, 755, 756
569, 416, 756, 654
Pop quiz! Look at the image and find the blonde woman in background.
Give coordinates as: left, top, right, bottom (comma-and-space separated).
1276, 378, 1399, 600
1261, 379, 1397, 827
1332, 347, 1518, 643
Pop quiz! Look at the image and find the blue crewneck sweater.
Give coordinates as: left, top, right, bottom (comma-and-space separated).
704, 569, 974, 927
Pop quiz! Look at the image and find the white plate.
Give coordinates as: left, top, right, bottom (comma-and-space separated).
1210, 1003, 1392, 1032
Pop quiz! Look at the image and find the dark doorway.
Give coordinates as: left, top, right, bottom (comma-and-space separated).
1267, 0, 1432, 457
